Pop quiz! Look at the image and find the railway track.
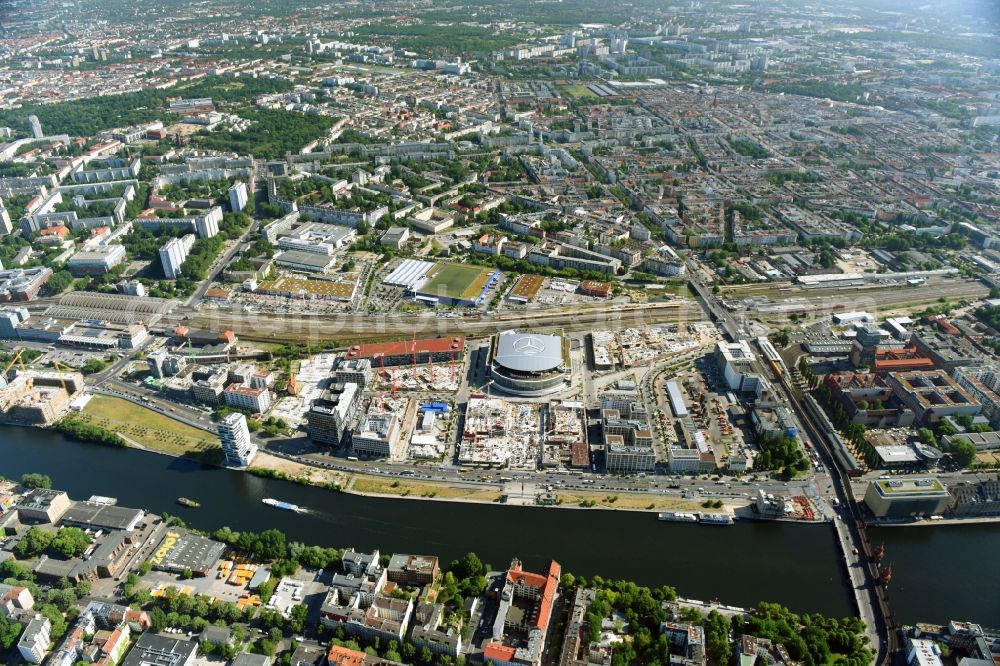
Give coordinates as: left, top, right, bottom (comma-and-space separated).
186, 301, 709, 342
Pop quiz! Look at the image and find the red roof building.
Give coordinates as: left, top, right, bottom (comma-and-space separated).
39, 225, 70, 238
344, 336, 465, 368
326, 645, 366, 666
483, 559, 561, 666
873, 347, 936, 375
580, 280, 612, 298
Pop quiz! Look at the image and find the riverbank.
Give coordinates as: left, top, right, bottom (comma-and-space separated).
10, 423, 998, 623
78, 395, 221, 461
867, 515, 1000, 527
26, 406, 999, 528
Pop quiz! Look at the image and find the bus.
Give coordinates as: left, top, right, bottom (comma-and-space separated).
347, 456, 359, 462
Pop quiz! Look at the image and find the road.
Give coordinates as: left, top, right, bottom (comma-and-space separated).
685, 261, 740, 340
186, 217, 262, 307
689, 263, 896, 664
778, 371, 892, 663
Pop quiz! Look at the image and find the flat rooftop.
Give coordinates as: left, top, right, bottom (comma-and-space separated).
873, 445, 920, 464
147, 529, 225, 572
61, 501, 144, 531
873, 478, 947, 496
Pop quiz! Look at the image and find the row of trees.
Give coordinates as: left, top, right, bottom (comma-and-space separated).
798, 357, 821, 390
812, 382, 877, 468
176, 212, 252, 287
54, 416, 128, 448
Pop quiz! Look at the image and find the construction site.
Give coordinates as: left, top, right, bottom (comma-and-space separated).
541, 402, 589, 469
351, 389, 455, 462
0, 350, 84, 425
590, 324, 719, 370
354, 333, 465, 394
458, 395, 543, 469
270, 352, 340, 428
373, 364, 460, 393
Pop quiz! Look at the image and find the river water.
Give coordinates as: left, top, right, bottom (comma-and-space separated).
1, 427, 996, 624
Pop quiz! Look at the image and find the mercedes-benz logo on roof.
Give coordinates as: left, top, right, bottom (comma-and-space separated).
512, 336, 544, 354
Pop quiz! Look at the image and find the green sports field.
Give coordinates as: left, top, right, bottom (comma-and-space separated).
559, 84, 599, 99
418, 263, 494, 301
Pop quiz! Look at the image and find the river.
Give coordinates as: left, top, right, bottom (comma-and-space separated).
1, 427, 996, 625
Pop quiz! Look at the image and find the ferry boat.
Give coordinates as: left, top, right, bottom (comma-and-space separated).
657, 511, 699, 523
697, 512, 735, 526
177, 497, 200, 508
262, 498, 301, 512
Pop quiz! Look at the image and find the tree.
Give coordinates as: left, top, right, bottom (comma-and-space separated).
0, 613, 24, 650
150, 607, 168, 632
951, 438, 977, 467
45, 270, 75, 295
704, 611, 732, 666
50, 528, 92, 558
447, 552, 484, 579
937, 420, 958, 437
15, 526, 54, 558
256, 529, 288, 561
20, 473, 52, 489
81, 358, 109, 374
36, 603, 67, 639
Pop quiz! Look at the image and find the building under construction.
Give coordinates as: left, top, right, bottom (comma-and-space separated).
343, 336, 465, 368
0, 371, 84, 425
542, 403, 589, 468
306, 382, 361, 446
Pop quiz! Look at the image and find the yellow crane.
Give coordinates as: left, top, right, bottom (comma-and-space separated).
1, 349, 32, 390
49, 358, 71, 394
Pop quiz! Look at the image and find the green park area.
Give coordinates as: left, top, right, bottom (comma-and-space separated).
80, 395, 220, 460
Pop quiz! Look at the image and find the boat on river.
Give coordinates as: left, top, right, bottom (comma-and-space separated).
262, 498, 301, 512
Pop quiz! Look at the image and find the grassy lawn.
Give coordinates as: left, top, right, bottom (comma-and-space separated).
82, 395, 220, 460
559, 85, 598, 99
350, 474, 502, 501
556, 490, 709, 511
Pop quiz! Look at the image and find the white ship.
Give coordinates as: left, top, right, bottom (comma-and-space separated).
262, 498, 302, 513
